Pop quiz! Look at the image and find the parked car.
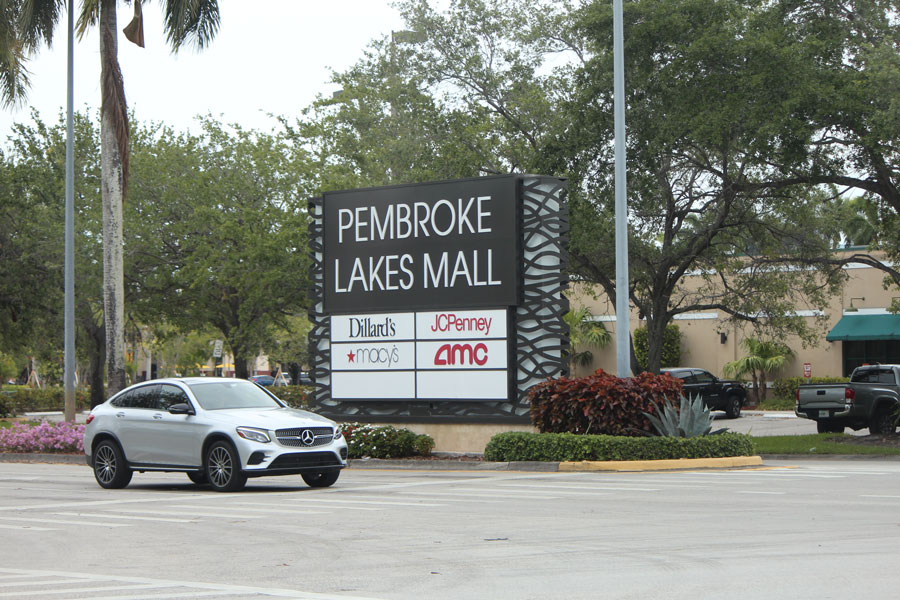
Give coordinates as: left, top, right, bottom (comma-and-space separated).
795, 364, 900, 434
297, 371, 313, 385
249, 374, 275, 386
660, 368, 747, 418
83, 377, 348, 492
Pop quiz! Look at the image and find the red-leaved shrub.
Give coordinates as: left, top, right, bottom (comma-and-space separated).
528, 370, 683, 436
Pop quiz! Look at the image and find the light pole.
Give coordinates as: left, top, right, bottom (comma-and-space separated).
64, 0, 76, 422
613, 0, 630, 377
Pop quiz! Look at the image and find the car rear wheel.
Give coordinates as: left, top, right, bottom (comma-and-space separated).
869, 410, 898, 435
724, 395, 742, 419
816, 421, 845, 434
187, 470, 208, 485
302, 470, 340, 488
92, 440, 133, 489
205, 441, 247, 492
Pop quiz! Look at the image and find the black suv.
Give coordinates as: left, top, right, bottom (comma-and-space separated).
660, 368, 747, 418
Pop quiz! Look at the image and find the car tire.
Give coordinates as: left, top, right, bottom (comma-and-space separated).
816, 421, 845, 434
869, 410, 898, 435
724, 395, 742, 419
302, 470, 340, 488
92, 440, 133, 489
187, 470, 208, 485
205, 441, 247, 492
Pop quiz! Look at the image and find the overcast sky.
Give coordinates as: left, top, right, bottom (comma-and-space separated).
0, 1, 405, 144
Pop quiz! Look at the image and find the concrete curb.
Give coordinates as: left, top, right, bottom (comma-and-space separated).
4, 453, 899, 470
0, 453, 86, 465
559, 456, 763, 472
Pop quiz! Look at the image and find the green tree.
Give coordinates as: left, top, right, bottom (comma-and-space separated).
562, 306, 610, 372
723, 338, 794, 405
126, 118, 312, 379
633, 324, 682, 372
3, 0, 221, 396
0, 111, 111, 404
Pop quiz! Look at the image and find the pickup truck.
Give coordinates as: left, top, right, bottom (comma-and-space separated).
660, 368, 747, 418
795, 364, 900, 434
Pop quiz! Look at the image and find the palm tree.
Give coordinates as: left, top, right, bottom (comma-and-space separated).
563, 306, 612, 374
723, 337, 794, 406
2, 1, 220, 395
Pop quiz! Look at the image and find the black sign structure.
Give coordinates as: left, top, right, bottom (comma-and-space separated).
308, 175, 569, 423
323, 177, 520, 313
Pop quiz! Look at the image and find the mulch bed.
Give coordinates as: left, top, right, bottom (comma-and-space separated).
833, 433, 900, 448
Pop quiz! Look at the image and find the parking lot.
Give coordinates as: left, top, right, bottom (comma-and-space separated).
1, 459, 899, 599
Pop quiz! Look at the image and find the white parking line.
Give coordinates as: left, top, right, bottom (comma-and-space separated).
109, 508, 264, 520
736, 491, 787, 495
168, 504, 330, 515
0, 583, 168, 597
499, 483, 662, 492
53, 511, 197, 523
0, 515, 130, 527
0, 524, 56, 531
228, 501, 380, 512
0, 568, 387, 599
860, 494, 900, 499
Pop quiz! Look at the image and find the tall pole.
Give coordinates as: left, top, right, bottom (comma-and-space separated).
64, 0, 76, 422
613, 0, 631, 377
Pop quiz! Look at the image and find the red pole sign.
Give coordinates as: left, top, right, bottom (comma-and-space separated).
803, 362, 812, 380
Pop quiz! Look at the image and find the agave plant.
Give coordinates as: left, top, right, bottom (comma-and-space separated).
644, 394, 718, 438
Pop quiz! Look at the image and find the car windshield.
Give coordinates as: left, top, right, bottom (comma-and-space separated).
187, 380, 283, 411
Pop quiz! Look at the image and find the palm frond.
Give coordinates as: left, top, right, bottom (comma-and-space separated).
164, 0, 220, 52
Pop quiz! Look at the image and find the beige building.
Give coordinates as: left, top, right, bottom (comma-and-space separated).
572, 252, 900, 380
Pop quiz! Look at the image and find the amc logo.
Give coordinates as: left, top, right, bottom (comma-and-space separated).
433, 343, 488, 366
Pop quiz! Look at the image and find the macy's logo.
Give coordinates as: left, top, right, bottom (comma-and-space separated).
433, 343, 488, 366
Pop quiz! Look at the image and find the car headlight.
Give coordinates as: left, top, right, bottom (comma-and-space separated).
236, 427, 271, 443
333, 427, 343, 440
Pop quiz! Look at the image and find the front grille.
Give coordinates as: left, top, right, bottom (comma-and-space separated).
268, 451, 343, 470
275, 427, 334, 448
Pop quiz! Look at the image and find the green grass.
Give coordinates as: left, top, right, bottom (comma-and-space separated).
752, 434, 900, 455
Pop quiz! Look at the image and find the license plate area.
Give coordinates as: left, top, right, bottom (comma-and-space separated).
818, 410, 830, 418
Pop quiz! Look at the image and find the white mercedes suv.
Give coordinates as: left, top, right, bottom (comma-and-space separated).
83, 377, 347, 492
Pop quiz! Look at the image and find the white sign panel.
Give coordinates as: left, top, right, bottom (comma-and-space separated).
416, 371, 509, 399
416, 309, 506, 340
330, 312, 415, 342
331, 371, 416, 399
331, 341, 416, 371
415, 340, 507, 370
330, 308, 510, 401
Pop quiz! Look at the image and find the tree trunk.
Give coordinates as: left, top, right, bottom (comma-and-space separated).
234, 354, 251, 379
100, 0, 128, 396
643, 314, 669, 374
86, 322, 106, 408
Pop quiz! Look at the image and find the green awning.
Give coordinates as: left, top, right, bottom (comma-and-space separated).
826, 314, 900, 341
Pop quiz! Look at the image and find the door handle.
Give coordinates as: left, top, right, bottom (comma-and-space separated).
153, 413, 163, 420
116, 412, 125, 418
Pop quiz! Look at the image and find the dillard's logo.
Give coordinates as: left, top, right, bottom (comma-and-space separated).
433, 343, 488, 366
349, 317, 396, 338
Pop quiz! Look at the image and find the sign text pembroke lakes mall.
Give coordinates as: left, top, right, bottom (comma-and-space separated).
322, 177, 520, 313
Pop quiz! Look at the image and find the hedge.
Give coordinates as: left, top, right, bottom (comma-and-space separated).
339, 423, 435, 459
0, 388, 91, 417
483, 431, 755, 462
771, 376, 849, 403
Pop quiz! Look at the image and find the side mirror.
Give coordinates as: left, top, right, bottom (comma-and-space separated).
168, 402, 195, 415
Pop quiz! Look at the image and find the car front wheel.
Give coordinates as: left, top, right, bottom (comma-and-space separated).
92, 440, 133, 489
205, 441, 247, 492
302, 470, 340, 488
724, 395, 742, 419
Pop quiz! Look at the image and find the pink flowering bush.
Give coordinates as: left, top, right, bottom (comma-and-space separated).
0, 421, 85, 453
